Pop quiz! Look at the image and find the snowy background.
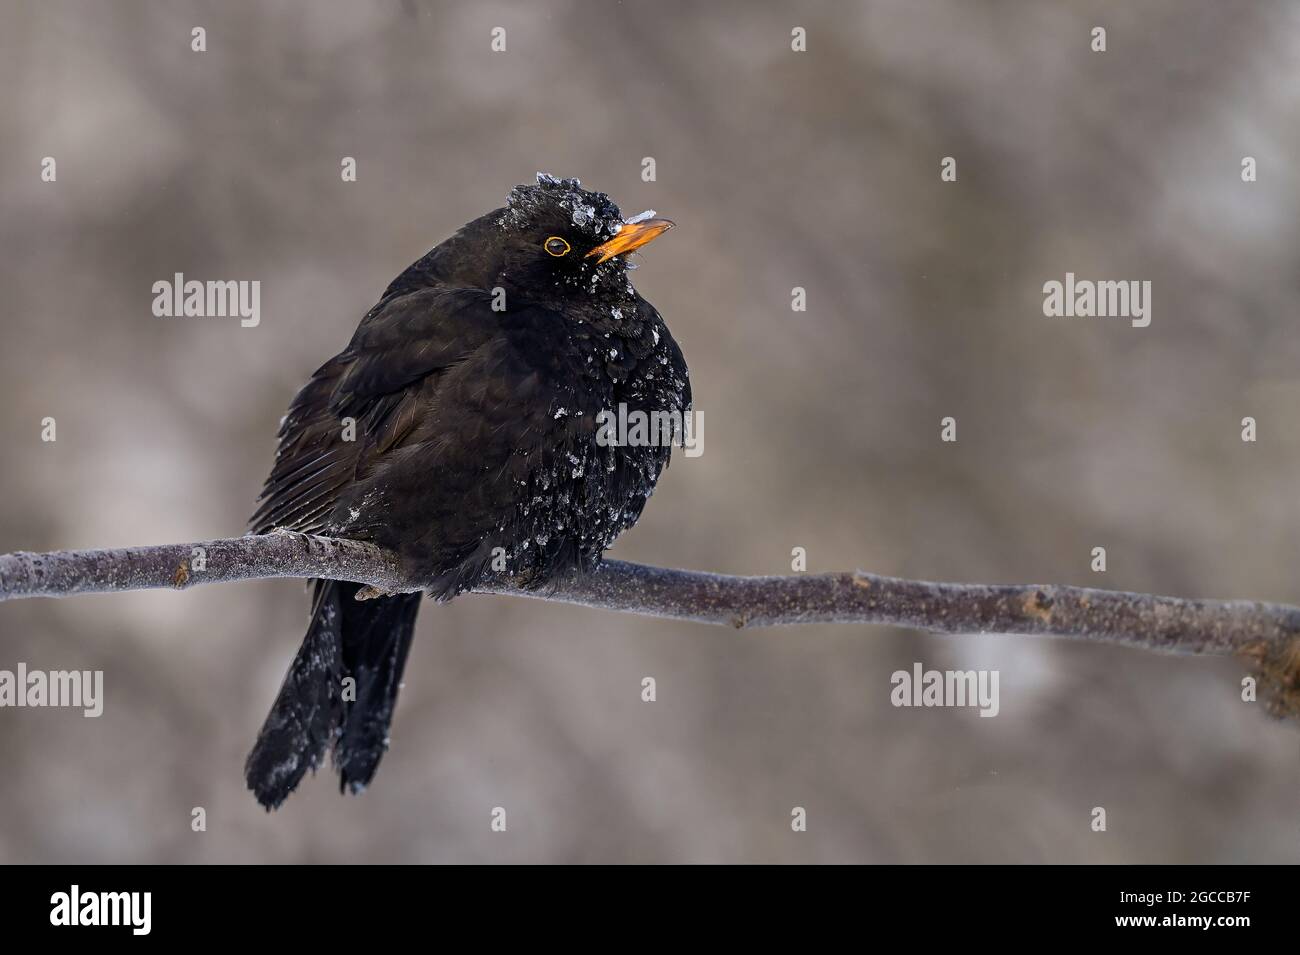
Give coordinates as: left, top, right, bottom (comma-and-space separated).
1, 0, 1299, 862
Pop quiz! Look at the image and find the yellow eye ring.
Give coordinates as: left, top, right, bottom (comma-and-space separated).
544, 236, 571, 257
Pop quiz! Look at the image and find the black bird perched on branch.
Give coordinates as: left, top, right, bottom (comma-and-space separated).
245, 174, 690, 808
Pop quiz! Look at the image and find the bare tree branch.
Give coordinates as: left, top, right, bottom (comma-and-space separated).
2, 532, 1298, 715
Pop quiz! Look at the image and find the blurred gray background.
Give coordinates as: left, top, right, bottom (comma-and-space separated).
2, 0, 1298, 863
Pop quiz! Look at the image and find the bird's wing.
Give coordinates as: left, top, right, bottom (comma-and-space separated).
249, 287, 506, 535
342, 307, 609, 595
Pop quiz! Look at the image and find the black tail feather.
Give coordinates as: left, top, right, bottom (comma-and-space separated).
245, 579, 420, 809
335, 588, 421, 793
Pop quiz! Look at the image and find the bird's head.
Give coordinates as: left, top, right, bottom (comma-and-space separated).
492, 173, 673, 309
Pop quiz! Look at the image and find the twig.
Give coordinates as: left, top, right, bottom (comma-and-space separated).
1, 532, 1298, 715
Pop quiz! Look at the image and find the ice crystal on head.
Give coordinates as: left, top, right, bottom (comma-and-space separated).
553, 406, 568, 419
502, 172, 624, 239
611, 307, 623, 321
651, 327, 660, 345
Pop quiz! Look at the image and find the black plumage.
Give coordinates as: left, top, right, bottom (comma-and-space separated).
245, 174, 690, 808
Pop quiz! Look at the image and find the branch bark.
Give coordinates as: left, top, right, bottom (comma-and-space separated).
1, 532, 1298, 715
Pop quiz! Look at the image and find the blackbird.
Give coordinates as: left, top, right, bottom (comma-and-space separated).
245, 174, 690, 809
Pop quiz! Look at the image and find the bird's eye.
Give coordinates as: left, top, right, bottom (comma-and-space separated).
544, 236, 571, 257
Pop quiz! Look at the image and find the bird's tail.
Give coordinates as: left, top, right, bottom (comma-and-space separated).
245, 579, 421, 810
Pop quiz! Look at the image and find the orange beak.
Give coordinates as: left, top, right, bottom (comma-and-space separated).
587, 216, 675, 264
